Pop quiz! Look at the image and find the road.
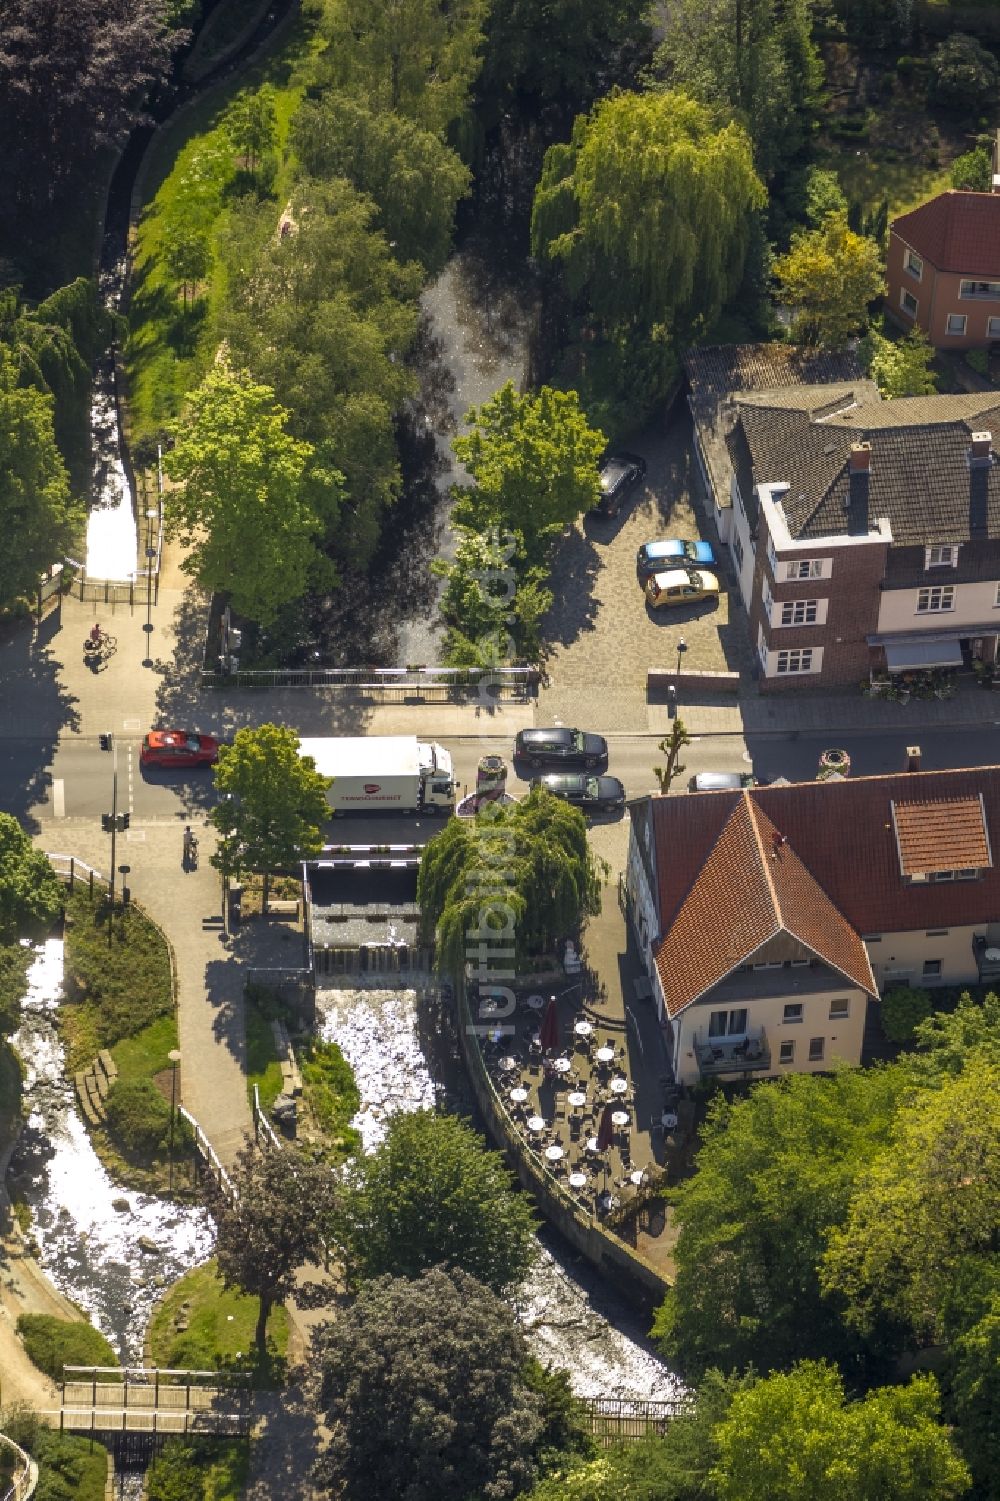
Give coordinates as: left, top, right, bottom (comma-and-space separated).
10, 725, 1000, 840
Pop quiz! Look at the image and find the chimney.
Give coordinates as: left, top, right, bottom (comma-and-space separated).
970, 431, 991, 539
905, 745, 921, 772
847, 442, 871, 536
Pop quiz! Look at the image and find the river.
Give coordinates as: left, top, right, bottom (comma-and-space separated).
9, 941, 213, 1365
318, 985, 682, 1402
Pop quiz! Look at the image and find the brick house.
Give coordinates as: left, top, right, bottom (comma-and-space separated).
887, 190, 1000, 350
685, 345, 1000, 690
623, 763, 1000, 1088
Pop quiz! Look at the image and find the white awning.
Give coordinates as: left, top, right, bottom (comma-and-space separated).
884, 639, 963, 672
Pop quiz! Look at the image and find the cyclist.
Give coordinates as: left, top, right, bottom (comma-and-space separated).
89, 623, 103, 646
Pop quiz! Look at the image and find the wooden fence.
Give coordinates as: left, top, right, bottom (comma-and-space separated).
582, 1396, 690, 1447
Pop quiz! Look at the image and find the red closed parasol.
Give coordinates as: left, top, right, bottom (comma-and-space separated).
596, 1102, 615, 1153
539, 996, 560, 1053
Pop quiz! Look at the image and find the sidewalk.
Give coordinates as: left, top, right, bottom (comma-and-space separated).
648, 679, 1000, 739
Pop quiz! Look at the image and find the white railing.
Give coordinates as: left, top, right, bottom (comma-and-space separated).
0, 1432, 36, 1501
179, 1107, 236, 1202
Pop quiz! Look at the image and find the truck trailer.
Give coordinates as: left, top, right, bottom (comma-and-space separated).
298, 736, 455, 815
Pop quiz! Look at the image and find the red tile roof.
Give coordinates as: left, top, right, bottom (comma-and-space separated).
891, 795, 992, 878
891, 192, 1000, 280
648, 766, 1000, 960
653, 793, 876, 1016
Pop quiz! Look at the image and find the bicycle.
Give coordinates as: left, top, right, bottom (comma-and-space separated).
83, 629, 117, 658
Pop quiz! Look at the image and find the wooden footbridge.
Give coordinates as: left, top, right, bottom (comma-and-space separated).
58, 1367, 254, 1439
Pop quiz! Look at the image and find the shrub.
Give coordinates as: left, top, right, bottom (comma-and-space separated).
145, 1437, 250, 1501
951, 146, 992, 193
881, 985, 933, 1042
299, 1037, 360, 1161
966, 349, 989, 375
0, 1406, 108, 1501
104, 1077, 172, 1159
16, 1313, 118, 1382
63, 887, 172, 1046
929, 34, 999, 116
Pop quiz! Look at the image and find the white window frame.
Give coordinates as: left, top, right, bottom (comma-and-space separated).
784, 558, 828, 581
925, 545, 957, 569
776, 648, 817, 675
945, 313, 968, 337
989, 316, 1000, 339
904, 249, 923, 281
922, 959, 942, 978
899, 287, 919, 318
779, 598, 820, 626
829, 998, 850, 1020
779, 1040, 795, 1064
994, 583, 1000, 608
808, 1037, 826, 1062
782, 1003, 804, 1024
762, 576, 773, 621
757, 624, 768, 672
916, 585, 955, 614
766, 537, 777, 576
960, 279, 1000, 300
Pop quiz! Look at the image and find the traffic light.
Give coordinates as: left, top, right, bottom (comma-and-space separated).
101, 813, 112, 833
120, 813, 130, 832
99, 732, 112, 751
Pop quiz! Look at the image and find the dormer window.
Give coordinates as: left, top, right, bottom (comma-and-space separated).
925, 544, 957, 569
890, 794, 992, 886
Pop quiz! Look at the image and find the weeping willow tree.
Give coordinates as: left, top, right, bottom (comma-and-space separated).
417, 785, 607, 983
531, 89, 765, 337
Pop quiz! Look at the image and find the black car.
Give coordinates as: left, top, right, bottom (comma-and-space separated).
531, 773, 627, 813
514, 727, 608, 769
592, 452, 647, 518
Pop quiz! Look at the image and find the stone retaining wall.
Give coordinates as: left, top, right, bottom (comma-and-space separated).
647, 668, 742, 697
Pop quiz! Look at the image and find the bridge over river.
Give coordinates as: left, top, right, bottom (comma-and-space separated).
58, 1366, 254, 1440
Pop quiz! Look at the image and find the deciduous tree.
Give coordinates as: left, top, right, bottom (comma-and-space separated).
710, 1363, 970, 1501
772, 212, 884, 347
821, 1055, 1000, 1344
224, 85, 277, 174
0, 351, 81, 611
929, 34, 999, 117
434, 525, 552, 666
291, 94, 471, 275
653, 719, 692, 794
210, 724, 332, 908
417, 784, 606, 979
653, 1067, 912, 1379
0, 816, 63, 945
165, 366, 341, 623
862, 328, 937, 399
312, 1266, 545, 1501
336, 1109, 536, 1291
204, 1138, 339, 1361
452, 381, 605, 549
531, 90, 765, 336
478, 0, 651, 117
950, 146, 992, 193
162, 229, 210, 309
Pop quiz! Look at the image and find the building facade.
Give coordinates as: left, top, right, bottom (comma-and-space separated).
887, 190, 1000, 350
624, 764, 1000, 1087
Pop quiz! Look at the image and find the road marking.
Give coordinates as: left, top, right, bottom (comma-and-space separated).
52, 779, 65, 818
127, 745, 134, 813
123, 718, 141, 732
126, 829, 146, 842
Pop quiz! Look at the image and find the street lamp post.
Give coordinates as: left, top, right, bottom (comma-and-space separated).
143, 506, 158, 666
100, 734, 129, 944
676, 636, 688, 680
168, 1049, 182, 1192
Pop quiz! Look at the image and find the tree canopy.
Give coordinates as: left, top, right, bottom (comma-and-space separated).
210, 724, 331, 901
204, 1138, 339, 1360
653, 1066, 913, 1379
417, 785, 606, 980
336, 1109, 536, 1291
452, 381, 605, 548
531, 90, 765, 336
711, 1362, 970, 1501
478, 0, 651, 117
0, 350, 81, 610
773, 212, 885, 348
165, 366, 341, 624
291, 93, 471, 277
0, 816, 63, 945
312, 1266, 545, 1501
821, 1054, 1000, 1345
862, 329, 937, 400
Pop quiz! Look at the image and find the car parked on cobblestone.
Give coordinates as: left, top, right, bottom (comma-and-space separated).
636, 538, 718, 582
688, 771, 757, 792
644, 569, 720, 610
531, 773, 627, 813
592, 452, 647, 519
514, 728, 608, 769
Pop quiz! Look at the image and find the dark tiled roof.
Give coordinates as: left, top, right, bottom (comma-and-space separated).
891, 795, 992, 877
685, 344, 865, 399
732, 392, 1000, 543
649, 767, 1000, 947
891, 191, 1000, 279
653, 794, 876, 1015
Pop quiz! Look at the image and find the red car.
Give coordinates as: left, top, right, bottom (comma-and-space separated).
140, 730, 219, 768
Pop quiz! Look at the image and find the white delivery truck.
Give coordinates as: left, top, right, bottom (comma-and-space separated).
298, 736, 455, 816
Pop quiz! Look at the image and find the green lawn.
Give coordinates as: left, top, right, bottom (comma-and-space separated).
244, 986, 285, 1114
111, 1013, 180, 1086
148, 1259, 289, 1375
125, 8, 319, 444
62, 886, 173, 1069
17, 1312, 119, 1382
829, 148, 952, 220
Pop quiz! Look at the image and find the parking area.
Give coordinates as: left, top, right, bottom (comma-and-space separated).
538, 411, 754, 731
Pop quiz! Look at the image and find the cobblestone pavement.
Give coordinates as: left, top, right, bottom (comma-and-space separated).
538, 412, 753, 731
